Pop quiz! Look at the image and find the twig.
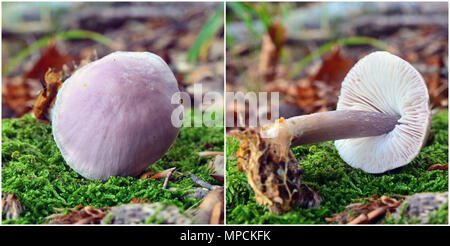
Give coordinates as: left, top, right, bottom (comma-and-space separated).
348, 214, 368, 224
366, 207, 387, 221
198, 151, 224, 157
162, 168, 176, 190
187, 171, 214, 190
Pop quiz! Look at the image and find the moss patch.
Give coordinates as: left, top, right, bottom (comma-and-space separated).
2, 114, 223, 224
226, 110, 448, 224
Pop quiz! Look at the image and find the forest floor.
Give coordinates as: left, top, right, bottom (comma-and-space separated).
2, 115, 223, 224
226, 110, 448, 224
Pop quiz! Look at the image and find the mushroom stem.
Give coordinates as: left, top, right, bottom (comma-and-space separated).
269, 110, 400, 146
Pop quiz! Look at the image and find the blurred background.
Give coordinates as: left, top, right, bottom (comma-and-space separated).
2, 2, 224, 119
226, 2, 448, 129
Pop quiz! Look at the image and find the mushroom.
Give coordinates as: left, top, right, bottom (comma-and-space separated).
263, 51, 431, 173
51, 51, 181, 180
233, 51, 431, 213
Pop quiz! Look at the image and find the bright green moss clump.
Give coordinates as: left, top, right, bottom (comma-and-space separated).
226, 110, 448, 224
2, 114, 223, 224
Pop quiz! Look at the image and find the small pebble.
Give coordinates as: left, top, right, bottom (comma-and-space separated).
394, 192, 448, 224
102, 203, 192, 224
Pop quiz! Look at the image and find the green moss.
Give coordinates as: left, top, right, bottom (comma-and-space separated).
383, 201, 448, 224
427, 202, 448, 224
226, 110, 448, 224
2, 114, 223, 224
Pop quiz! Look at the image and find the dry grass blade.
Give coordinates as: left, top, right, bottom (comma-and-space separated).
198, 151, 224, 157
162, 168, 176, 189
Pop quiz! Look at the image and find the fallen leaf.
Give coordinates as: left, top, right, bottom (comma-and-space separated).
129, 197, 152, 204
423, 55, 444, 108
2, 77, 39, 117
140, 171, 156, 179
33, 68, 63, 122
1, 193, 23, 220
24, 42, 72, 81
265, 47, 355, 114
188, 187, 224, 224
46, 205, 110, 224
428, 163, 448, 171
145, 167, 176, 179
209, 199, 224, 224
308, 46, 354, 88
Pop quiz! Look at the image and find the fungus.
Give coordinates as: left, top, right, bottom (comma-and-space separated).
233, 51, 431, 213
50, 51, 181, 180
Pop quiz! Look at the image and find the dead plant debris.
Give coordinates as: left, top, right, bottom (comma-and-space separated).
1, 193, 23, 220
46, 205, 110, 224
232, 128, 321, 214
325, 194, 403, 224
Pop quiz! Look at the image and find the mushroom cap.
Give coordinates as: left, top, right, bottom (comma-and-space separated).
52, 51, 181, 180
335, 51, 431, 173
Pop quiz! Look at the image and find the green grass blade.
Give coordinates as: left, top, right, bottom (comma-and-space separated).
288, 36, 391, 79
228, 2, 255, 35
256, 2, 272, 32
187, 3, 224, 63
3, 29, 114, 76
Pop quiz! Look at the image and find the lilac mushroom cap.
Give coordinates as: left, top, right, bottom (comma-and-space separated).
52, 51, 181, 180
335, 51, 431, 173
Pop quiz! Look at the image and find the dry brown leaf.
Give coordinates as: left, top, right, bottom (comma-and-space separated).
208, 155, 224, 176
2, 77, 39, 117
308, 46, 354, 88
190, 187, 224, 224
33, 68, 63, 122
258, 34, 278, 82
150, 168, 174, 179
140, 171, 156, 179
428, 163, 448, 171
1, 193, 23, 220
209, 199, 224, 224
24, 42, 72, 80
423, 55, 444, 108
129, 197, 152, 204
46, 205, 110, 224
258, 22, 286, 82
266, 47, 356, 114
